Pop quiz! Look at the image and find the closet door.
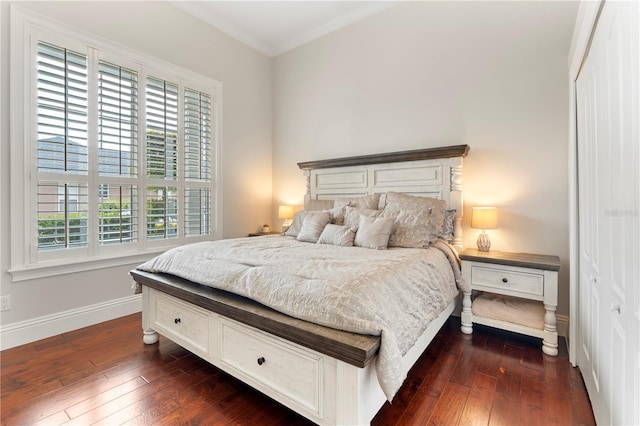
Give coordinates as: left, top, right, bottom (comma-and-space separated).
576, 38, 607, 422
576, 1, 640, 425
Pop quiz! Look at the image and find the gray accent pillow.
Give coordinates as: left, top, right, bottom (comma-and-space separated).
381, 192, 447, 248
437, 209, 456, 243
297, 211, 332, 243
317, 224, 356, 247
354, 216, 394, 250
343, 206, 380, 229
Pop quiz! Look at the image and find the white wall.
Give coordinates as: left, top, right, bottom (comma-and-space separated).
0, 1, 273, 346
273, 1, 577, 318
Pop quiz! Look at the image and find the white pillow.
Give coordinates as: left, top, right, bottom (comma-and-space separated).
317, 224, 356, 247
354, 216, 394, 250
297, 211, 332, 243
343, 206, 379, 229
283, 210, 307, 237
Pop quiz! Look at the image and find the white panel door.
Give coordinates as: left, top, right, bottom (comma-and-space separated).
576, 46, 607, 421
576, 1, 640, 425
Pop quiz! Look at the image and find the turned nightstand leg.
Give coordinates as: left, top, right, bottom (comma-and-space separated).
542, 304, 558, 356
461, 291, 473, 334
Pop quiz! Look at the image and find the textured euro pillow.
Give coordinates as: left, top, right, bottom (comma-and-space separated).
296, 211, 332, 243
343, 206, 380, 229
317, 224, 356, 247
354, 216, 394, 250
381, 192, 447, 248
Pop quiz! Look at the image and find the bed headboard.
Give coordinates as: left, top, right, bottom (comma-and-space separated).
298, 145, 469, 250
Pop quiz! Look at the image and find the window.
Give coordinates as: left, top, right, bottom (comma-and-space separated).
10, 8, 222, 280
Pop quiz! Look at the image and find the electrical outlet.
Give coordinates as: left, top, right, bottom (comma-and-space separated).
0, 295, 10, 312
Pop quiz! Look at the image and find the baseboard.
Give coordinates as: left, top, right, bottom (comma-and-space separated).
557, 314, 569, 338
0, 294, 142, 351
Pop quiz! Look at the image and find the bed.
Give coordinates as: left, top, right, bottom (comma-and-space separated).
130, 144, 469, 425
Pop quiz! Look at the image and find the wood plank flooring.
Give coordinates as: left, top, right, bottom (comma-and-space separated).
1, 314, 595, 425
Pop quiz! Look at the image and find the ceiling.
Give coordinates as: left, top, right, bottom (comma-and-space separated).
169, 1, 399, 57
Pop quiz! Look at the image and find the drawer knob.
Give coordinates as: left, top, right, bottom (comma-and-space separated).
257, 357, 266, 366
502, 278, 508, 283
174, 318, 181, 324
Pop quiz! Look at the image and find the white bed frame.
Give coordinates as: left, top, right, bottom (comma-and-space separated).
139, 145, 468, 425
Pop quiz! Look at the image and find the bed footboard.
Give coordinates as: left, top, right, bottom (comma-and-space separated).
134, 270, 454, 425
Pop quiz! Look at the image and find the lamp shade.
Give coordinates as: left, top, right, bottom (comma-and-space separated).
278, 205, 294, 219
471, 207, 497, 230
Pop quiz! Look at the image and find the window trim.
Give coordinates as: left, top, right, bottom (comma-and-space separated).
9, 6, 223, 281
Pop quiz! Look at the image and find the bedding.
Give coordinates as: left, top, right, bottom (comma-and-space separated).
381, 191, 447, 248
137, 235, 467, 400
317, 223, 356, 246
353, 215, 394, 249
296, 211, 332, 243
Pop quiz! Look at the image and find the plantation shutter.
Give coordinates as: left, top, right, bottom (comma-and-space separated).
97, 61, 139, 245
184, 89, 212, 181
36, 42, 89, 174
36, 42, 89, 250
98, 61, 138, 177
145, 77, 178, 179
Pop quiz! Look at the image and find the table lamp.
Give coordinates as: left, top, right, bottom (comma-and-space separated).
471, 207, 497, 252
278, 205, 294, 230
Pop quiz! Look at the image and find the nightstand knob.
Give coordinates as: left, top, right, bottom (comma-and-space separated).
257, 356, 266, 366
502, 278, 508, 283
174, 318, 181, 324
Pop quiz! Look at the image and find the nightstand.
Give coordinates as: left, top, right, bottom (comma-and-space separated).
459, 248, 561, 356
248, 231, 281, 237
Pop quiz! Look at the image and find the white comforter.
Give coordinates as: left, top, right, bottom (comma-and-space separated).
137, 235, 466, 400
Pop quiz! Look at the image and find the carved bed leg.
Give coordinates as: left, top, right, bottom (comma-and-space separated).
141, 285, 159, 345
143, 329, 159, 345
460, 291, 473, 334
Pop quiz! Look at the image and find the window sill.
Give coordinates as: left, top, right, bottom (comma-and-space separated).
8, 249, 170, 282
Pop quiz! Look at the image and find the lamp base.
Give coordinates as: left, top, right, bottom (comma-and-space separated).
476, 232, 491, 252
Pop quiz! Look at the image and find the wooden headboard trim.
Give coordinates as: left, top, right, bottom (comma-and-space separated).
297, 144, 469, 170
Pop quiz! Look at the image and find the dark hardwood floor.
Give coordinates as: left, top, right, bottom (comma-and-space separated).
1, 313, 595, 425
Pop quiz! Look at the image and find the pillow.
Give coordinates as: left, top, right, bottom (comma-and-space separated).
326, 205, 347, 226
296, 211, 332, 243
383, 192, 447, 217
354, 216, 394, 250
381, 208, 437, 248
317, 224, 356, 247
343, 206, 379, 229
333, 193, 381, 210
283, 210, 307, 237
437, 210, 457, 243
381, 192, 447, 248
304, 198, 334, 211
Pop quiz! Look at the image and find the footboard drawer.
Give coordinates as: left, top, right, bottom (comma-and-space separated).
149, 289, 210, 357
218, 317, 323, 417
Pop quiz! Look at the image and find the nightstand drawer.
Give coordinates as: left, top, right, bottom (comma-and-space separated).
471, 265, 543, 298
